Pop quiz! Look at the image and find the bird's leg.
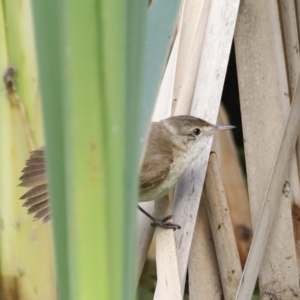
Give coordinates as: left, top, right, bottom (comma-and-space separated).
137, 205, 181, 230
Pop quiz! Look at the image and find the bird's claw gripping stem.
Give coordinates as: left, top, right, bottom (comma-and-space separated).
138, 205, 181, 231
150, 215, 181, 231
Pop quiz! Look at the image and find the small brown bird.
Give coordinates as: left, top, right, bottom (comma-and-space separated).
19, 115, 233, 228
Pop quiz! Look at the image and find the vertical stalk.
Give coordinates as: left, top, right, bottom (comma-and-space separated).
0, 0, 55, 299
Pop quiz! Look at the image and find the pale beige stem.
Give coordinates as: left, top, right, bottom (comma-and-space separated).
204, 153, 242, 300
188, 198, 222, 300
153, 195, 181, 300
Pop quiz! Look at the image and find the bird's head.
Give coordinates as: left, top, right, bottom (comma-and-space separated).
161, 115, 234, 158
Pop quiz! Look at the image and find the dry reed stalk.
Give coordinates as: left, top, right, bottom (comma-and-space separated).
173, 0, 212, 115
188, 198, 222, 299
172, 0, 240, 293
234, 75, 300, 299
151, 16, 183, 295
279, 0, 300, 281
137, 201, 155, 280
278, 0, 300, 207
278, 0, 299, 98
216, 106, 252, 266
203, 153, 242, 299
294, 4, 300, 274
153, 196, 182, 300
235, 1, 299, 298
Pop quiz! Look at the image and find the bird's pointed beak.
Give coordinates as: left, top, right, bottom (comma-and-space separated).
206, 124, 235, 136
215, 124, 235, 131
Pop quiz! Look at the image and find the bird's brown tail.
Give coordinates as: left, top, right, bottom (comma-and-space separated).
19, 147, 51, 223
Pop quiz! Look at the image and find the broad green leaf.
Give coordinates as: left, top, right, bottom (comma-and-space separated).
140, 0, 181, 153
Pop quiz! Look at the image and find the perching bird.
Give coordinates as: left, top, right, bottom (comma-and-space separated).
19, 115, 233, 228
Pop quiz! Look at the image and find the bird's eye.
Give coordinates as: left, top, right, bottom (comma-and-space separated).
193, 128, 201, 136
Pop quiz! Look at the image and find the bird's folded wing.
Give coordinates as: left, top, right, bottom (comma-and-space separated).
139, 123, 173, 192
139, 153, 171, 191
19, 146, 51, 223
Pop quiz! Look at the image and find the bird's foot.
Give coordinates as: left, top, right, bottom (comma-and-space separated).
137, 205, 181, 231
150, 215, 181, 231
